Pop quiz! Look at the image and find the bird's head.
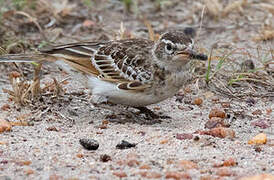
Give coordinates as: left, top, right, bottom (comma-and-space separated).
153, 30, 207, 71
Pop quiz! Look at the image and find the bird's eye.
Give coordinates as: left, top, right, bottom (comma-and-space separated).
165, 43, 173, 54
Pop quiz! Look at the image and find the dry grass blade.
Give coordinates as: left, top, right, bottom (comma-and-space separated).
118, 22, 126, 40
3, 64, 42, 105
31, 63, 42, 99
204, 0, 222, 17
144, 19, 155, 41
222, 0, 247, 16
253, 29, 274, 41
196, 5, 206, 42
0, 46, 7, 54
258, 3, 274, 14
15, 11, 47, 41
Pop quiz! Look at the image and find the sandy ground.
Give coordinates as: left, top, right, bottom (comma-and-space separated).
0, 0, 274, 179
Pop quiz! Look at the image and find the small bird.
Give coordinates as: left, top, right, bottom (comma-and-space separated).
0, 30, 207, 119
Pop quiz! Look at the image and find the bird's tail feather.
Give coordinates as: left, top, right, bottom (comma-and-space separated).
0, 53, 57, 63
0, 53, 99, 75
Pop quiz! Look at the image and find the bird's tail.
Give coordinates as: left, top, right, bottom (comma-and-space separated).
0, 53, 57, 63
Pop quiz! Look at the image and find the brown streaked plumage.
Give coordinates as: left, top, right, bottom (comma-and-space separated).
0, 30, 207, 118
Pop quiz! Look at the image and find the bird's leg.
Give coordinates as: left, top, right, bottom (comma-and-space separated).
135, 107, 171, 120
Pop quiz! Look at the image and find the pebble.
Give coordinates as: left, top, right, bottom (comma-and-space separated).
100, 154, 111, 162
165, 171, 191, 180
216, 167, 235, 177
248, 133, 267, 145
176, 133, 193, 140
116, 140, 136, 149
199, 127, 235, 139
139, 171, 162, 178
113, 171, 127, 178
241, 59, 255, 71
46, 126, 59, 132
205, 117, 228, 129
251, 120, 270, 129
179, 160, 198, 170
209, 108, 226, 119
79, 138, 99, 150
240, 174, 274, 180
252, 109, 262, 115
193, 97, 203, 106
0, 119, 12, 133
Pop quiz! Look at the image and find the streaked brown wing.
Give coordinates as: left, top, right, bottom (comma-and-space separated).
40, 39, 154, 91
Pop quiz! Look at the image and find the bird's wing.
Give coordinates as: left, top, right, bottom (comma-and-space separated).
39, 39, 154, 91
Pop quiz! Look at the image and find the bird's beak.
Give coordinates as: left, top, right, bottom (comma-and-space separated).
177, 49, 208, 61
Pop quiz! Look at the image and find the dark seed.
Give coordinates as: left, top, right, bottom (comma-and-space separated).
254, 146, 262, 153
241, 59, 255, 71
79, 138, 99, 150
116, 140, 136, 149
100, 154, 112, 162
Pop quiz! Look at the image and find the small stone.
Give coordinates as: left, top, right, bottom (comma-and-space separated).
79, 138, 99, 150
251, 120, 270, 129
211, 96, 219, 102
221, 102, 230, 108
248, 133, 267, 145
241, 59, 255, 72
49, 174, 63, 180
82, 19, 95, 27
209, 108, 226, 119
176, 133, 193, 140
254, 146, 262, 153
216, 167, 234, 177
139, 164, 151, 169
179, 160, 198, 169
160, 139, 169, 144
139, 171, 162, 178
205, 117, 228, 129
239, 174, 274, 180
246, 97, 255, 106
102, 120, 109, 125
200, 175, 214, 180
223, 158, 237, 167
193, 98, 203, 106
16, 160, 32, 166
46, 126, 59, 132
127, 159, 140, 167
100, 154, 111, 162
1, 104, 10, 111
0, 119, 12, 133
116, 140, 136, 149
76, 153, 84, 158
24, 169, 34, 175
113, 171, 127, 178
97, 125, 107, 129
266, 108, 272, 115
252, 110, 262, 116
199, 127, 235, 139
193, 136, 200, 141
165, 172, 190, 180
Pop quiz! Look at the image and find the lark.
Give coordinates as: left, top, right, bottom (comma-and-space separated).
0, 30, 207, 119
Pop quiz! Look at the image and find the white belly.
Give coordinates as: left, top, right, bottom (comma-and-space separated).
86, 76, 179, 107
